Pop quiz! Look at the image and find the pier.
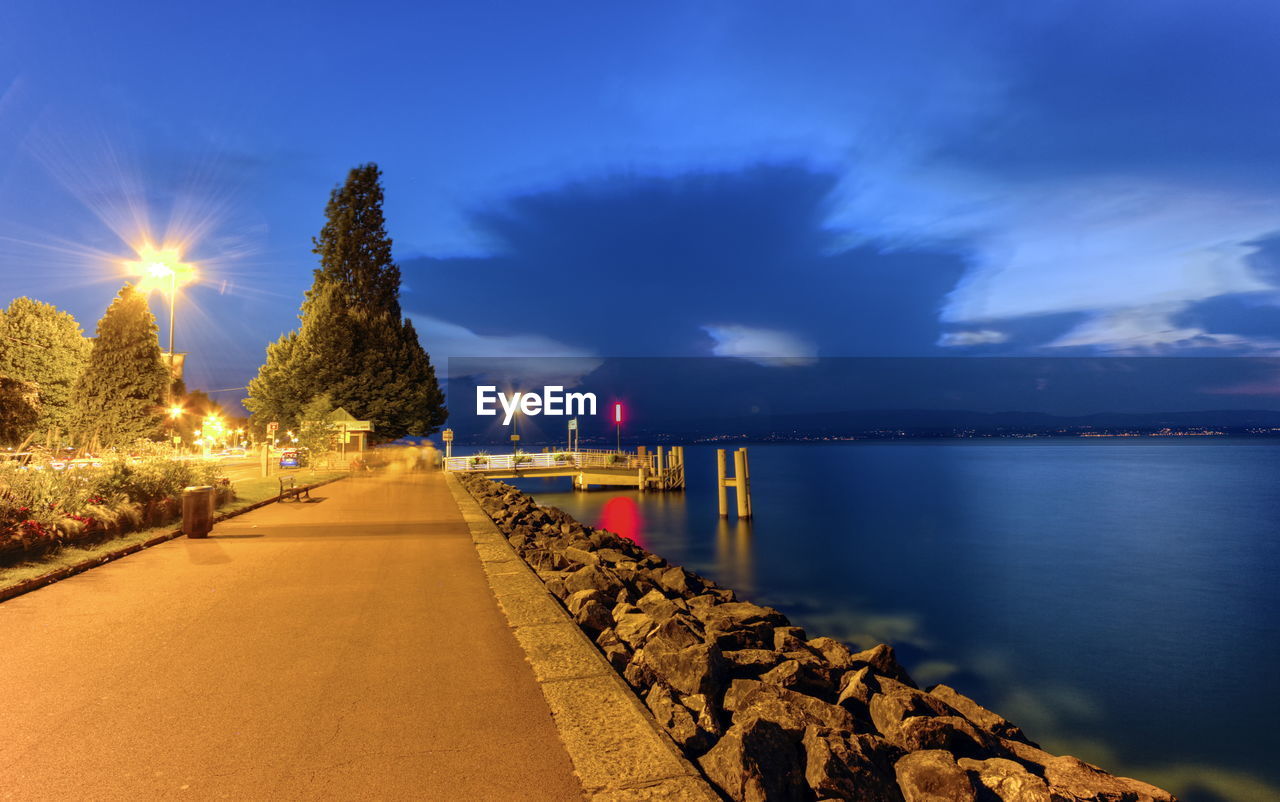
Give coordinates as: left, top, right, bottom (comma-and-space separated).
443, 447, 686, 491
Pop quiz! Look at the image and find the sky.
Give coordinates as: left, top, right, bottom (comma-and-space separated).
3, 0, 1280, 412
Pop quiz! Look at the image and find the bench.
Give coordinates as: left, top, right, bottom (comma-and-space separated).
278, 475, 311, 502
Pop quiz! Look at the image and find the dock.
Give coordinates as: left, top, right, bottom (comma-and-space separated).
443, 447, 685, 491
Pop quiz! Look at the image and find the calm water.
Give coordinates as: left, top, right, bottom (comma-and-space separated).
499, 440, 1280, 802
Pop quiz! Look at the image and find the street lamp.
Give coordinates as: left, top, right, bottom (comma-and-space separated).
125, 244, 197, 407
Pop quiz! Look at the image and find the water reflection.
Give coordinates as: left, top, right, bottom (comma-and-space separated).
714, 518, 755, 596
599, 495, 644, 547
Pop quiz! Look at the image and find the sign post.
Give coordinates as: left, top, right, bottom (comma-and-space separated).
442, 428, 454, 459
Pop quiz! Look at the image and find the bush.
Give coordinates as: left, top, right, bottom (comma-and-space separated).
0, 455, 223, 562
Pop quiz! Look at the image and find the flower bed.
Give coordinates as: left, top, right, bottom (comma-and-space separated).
0, 456, 224, 565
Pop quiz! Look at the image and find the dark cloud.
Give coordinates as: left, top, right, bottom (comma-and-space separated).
402, 164, 968, 358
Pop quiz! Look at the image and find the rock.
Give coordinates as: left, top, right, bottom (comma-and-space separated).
837, 666, 879, 720
1041, 756, 1177, 802
646, 684, 715, 755
565, 588, 608, 616
595, 546, 629, 564
543, 576, 569, 600
868, 677, 957, 741
698, 715, 810, 802
595, 628, 632, 673
773, 626, 810, 652
574, 599, 614, 634
614, 610, 659, 649
637, 639, 727, 698
894, 750, 978, 802
802, 726, 904, 802
851, 644, 916, 687
647, 613, 706, 650
760, 658, 836, 699
636, 589, 684, 622
657, 564, 701, 595
694, 601, 790, 631
957, 757, 1051, 802
682, 692, 725, 740
807, 636, 858, 670
561, 545, 599, 566
725, 679, 856, 734
894, 715, 996, 758
563, 564, 625, 598
723, 648, 786, 677
929, 684, 1033, 744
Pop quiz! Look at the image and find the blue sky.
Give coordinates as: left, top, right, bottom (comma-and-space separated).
3, 1, 1280, 405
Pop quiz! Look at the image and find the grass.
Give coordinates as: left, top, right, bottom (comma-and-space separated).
0, 469, 348, 592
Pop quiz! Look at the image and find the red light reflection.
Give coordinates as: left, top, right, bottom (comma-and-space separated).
598, 496, 644, 548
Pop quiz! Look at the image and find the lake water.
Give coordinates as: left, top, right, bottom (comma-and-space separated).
499, 440, 1280, 802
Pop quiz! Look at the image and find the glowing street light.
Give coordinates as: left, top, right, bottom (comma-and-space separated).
124, 243, 197, 406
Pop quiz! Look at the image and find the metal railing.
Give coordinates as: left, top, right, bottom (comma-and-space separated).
444, 450, 654, 473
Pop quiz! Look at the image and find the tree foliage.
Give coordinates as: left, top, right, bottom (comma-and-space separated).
245, 164, 446, 439
297, 393, 336, 456
72, 284, 170, 449
0, 376, 40, 446
0, 297, 90, 443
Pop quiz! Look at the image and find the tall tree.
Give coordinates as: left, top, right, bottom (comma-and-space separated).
245, 164, 446, 439
0, 297, 90, 443
0, 375, 40, 446
72, 284, 170, 449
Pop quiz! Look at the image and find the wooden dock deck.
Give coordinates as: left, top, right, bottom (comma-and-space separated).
443, 448, 685, 491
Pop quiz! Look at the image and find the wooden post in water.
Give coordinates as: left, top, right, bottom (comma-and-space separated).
734, 447, 752, 518
717, 449, 729, 516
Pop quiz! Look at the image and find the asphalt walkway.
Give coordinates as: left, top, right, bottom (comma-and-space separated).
0, 471, 583, 801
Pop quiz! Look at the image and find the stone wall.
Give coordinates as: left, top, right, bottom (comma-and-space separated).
458, 474, 1177, 802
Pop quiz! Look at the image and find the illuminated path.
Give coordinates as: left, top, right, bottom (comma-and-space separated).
0, 471, 583, 800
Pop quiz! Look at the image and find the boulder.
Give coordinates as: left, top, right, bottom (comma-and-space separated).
561, 545, 599, 566
760, 658, 837, 699
646, 684, 715, 755
563, 564, 625, 598
594, 628, 632, 673
646, 613, 706, 650
614, 610, 659, 649
894, 715, 996, 759
773, 626, 810, 652
698, 715, 810, 802
725, 679, 856, 735
657, 564, 702, 595
636, 639, 727, 698
807, 636, 858, 671
723, 648, 786, 677
802, 725, 904, 802
851, 644, 916, 687
957, 757, 1051, 802
574, 599, 614, 635
836, 666, 879, 720
1041, 755, 1177, 802
929, 684, 1033, 744
894, 750, 978, 802
565, 588, 608, 617
869, 676, 957, 739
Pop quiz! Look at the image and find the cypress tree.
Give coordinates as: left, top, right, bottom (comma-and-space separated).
0, 297, 90, 443
246, 164, 446, 439
72, 284, 170, 449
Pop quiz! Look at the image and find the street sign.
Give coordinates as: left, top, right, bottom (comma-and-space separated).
568, 419, 577, 431
442, 428, 454, 442
267, 421, 279, 432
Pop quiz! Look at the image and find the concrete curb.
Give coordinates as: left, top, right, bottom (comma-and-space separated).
445, 472, 721, 802
0, 474, 350, 605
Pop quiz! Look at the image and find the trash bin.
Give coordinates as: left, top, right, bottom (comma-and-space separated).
182, 485, 215, 538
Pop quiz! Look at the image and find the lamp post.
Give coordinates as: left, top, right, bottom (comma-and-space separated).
125, 244, 196, 408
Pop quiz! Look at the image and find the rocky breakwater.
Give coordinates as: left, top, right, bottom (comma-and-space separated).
458, 474, 1176, 802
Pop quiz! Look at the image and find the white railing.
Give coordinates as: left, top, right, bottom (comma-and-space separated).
444, 450, 653, 473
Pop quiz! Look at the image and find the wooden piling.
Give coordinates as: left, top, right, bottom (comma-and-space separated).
717, 449, 728, 517
734, 447, 752, 518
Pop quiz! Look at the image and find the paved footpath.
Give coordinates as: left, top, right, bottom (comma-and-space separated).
0, 471, 584, 801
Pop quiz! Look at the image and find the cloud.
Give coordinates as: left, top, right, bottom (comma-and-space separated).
701, 323, 817, 366
409, 313, 601, 385
938, 329, 1008, 347
1046, 303, 1280, 354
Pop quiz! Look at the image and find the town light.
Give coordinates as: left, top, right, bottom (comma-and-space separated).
168, 405, 184, 419
124, 242, 198, 410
